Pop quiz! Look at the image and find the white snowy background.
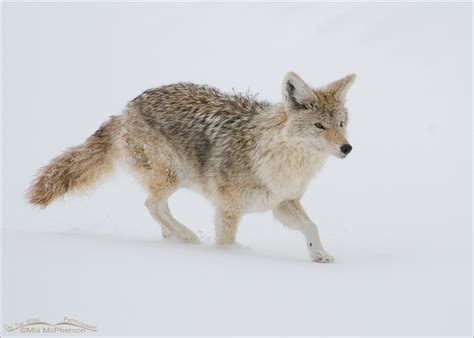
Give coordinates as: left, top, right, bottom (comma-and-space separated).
2, 2, 472, 336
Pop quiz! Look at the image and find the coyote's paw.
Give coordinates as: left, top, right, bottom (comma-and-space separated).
177, 230, 201, 244
216, 238, 236, 245
161, 227, 200, 244
311, 250, 335, 263
161, 227, 174, 239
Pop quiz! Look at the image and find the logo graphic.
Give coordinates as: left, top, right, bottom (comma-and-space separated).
4, 317, 97, 334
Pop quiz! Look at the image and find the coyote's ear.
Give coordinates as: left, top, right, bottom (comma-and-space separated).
282, 72, 316, 110
323, 73, 356, 100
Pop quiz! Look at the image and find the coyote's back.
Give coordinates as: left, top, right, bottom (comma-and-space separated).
125, 83, 270, 178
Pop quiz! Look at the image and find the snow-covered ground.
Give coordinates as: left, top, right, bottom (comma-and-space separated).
3, 222, 471, 335
3, 2, 472, 336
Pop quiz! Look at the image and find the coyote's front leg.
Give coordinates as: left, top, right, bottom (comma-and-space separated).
215, 208, 241, 245
274, 200, 334, 263
215, 188, 241, 245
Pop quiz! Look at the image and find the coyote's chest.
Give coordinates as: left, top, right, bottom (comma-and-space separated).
246, 142, 328, 212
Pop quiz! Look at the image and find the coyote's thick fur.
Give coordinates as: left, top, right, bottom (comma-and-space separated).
28, 72, 355, 262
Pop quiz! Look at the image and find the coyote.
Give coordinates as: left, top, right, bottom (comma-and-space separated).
28, 72, 355, 263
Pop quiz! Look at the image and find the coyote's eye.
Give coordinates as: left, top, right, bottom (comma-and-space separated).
315, 123, 325, 130
340, 121, 344, 127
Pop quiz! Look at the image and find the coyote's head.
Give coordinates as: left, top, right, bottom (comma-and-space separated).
281, 72, 356, 159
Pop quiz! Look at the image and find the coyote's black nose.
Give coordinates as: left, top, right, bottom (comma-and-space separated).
340, 144, 352, 155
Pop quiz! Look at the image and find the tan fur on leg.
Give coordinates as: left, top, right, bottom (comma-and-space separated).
125, 139, 200, 244
215, 187, 241, 245
146, 195, 200, 244
274, 200, 334, 263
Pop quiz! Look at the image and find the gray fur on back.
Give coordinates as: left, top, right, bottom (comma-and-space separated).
127, 83, 270, 179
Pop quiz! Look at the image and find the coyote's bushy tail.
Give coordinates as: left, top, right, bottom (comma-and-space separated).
27, 116, 121, 207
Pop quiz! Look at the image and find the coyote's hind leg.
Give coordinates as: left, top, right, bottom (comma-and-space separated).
143, 161, 199, 244
146, 194, 200, 244
124, 132, 199, 243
